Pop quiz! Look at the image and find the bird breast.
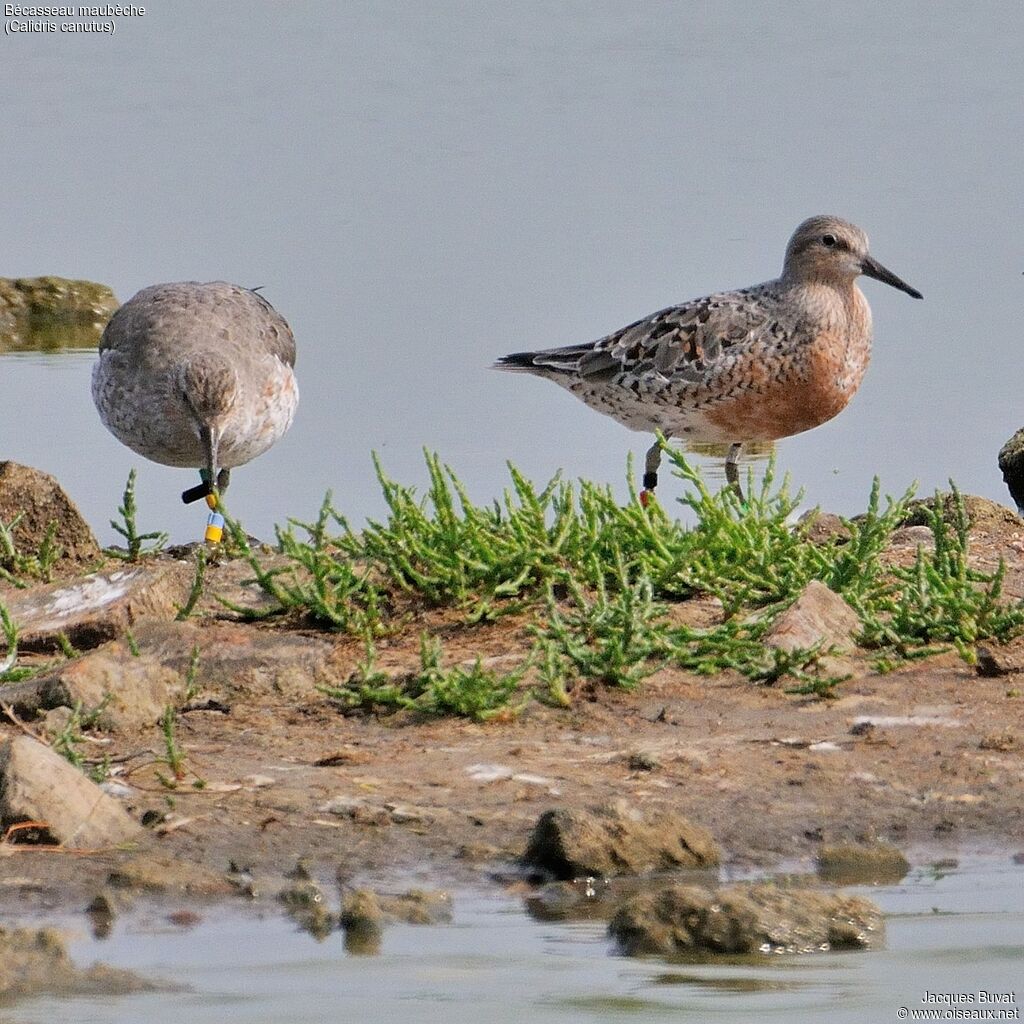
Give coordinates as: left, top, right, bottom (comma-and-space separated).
701, 290, 872, 443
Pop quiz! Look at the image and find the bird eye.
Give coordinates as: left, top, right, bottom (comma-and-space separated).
822, 234, 837, 247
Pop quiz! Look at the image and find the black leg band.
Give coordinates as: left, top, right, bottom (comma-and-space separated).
643, 471, 658, 491
182, 481, 213, 505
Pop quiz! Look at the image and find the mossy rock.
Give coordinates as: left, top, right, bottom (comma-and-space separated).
817, 842, 910, 884
0, 461, 100, 569
0, 276, 118, 351
900, 493, 1019, 534
608, 881, 885, 957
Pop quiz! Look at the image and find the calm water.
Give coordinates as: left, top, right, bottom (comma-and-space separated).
1, 1, 1022, 544
3, 860, 1022, 1023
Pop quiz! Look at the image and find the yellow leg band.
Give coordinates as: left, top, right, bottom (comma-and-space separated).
205, 511, 225, 545
205, 493, 219, 510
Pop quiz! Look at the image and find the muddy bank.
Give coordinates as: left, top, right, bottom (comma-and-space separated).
0, 465, 1022, 940
0, 924, 156, 1000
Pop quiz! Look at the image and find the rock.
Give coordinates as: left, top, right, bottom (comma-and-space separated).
666, 595, 724, 629
978, 731, 1017, 752
378, 888, 453, 925
106, 853, 235, 896
976, 644, 1024, 678
279, 880, 323, 909
200, 551, 296, 619
999, 430, 1024, 516
0, 276, 118, 351
5, 618, 341, 715
457, 841, 502, 863
4, 562, 193, 652
0, 276, 117, 321
765, 581, 860, 655
340, 889, 384, 954
40, 705, 75, 738
85, 890, 119, 916
525, 878, 618, 922
0, 925, 154, 998
608, 882, 884, 957
386, 802, 431, 825
0, 462, 100, 568
125, 620, 342, 702
902, 493, 1020, 535
627, 750, 660, 772
817, 843, 910, 884
799, 511, 852, 545
85, 890, 121, 939
9, 640, 186, 731
888, 525, 937, 550
521, 802, 720, 880
278, 879, 334, 940
0, 736, 141, 849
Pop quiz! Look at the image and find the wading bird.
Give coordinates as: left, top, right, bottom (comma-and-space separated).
92, 281, 298, 541
495, 216, 921, 503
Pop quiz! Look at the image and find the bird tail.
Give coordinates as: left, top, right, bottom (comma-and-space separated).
493, 344, 596, 374
492, 350, 543, 371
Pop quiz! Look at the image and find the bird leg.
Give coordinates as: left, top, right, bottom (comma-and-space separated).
640, 439, 663, 508
725, 442, 743, 500
181, 440, 229, 506
197, 426, 226, 544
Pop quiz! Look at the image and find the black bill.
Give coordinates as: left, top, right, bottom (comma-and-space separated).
860, 255, 923, 299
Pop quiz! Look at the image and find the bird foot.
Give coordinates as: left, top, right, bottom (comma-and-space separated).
640, 470, 658, 508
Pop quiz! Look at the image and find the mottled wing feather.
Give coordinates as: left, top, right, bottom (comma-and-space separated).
249, 290, 297, 368
580, 289, 770, 383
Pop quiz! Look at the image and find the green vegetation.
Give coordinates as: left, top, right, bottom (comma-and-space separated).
54, 632, 80, 660
858, 484, 1024, 664
183, 645, 202, 702
175, 548, 207, 620
227, 448, 1024, 713
100, 444, 1024, 720
321, 633, 527, 722
51, 699, 111, 782
535, 556, 666, 690
218, 499, 383, 634
0, 515, 61, 586
107, 469, 168, 562
155, 704, 205, 790
0, 601, 18, 675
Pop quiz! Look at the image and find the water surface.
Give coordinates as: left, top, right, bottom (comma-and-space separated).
4, 860, 1022, 1023
1, 1, 1022, 543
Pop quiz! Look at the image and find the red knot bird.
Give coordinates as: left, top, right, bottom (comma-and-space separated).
92, 281, 298, 541
495, 216, 921, 503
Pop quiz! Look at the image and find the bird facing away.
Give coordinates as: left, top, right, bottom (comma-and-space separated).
92, 281, 298, 516
495, 216, 922, 502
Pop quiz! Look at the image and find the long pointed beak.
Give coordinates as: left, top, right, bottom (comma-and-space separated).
201, 424, 220, 491
860, 254, 923, 299
182, 426, 221, 504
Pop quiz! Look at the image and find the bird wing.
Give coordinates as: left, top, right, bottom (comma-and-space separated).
495, 286, 788, 383
248, 289, 297, 368
576, 288, 779, 382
